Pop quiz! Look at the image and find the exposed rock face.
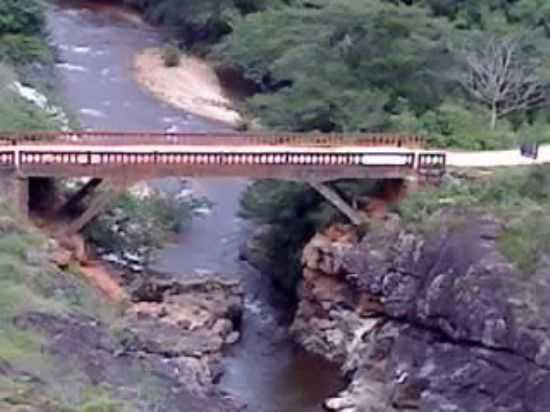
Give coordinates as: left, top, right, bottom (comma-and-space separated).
291, 216, 550, 412
15, 311, 240, 412
12, 274, 244, 411
126, 276, 244, 392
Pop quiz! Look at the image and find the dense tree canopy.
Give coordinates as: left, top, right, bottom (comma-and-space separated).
130, 0, 550, 146
0, 0, 50, 64
217, 0, 453, 131
0, 0, 45, 36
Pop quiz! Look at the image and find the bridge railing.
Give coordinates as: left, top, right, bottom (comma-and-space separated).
0, 131, 425, 148
417, 153, 446, 175
18, 150, 417, 169
418, 152, 446, 168
0, 151, 15, 168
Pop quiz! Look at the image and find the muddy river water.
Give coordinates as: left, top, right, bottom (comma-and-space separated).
47, 1, 344, 411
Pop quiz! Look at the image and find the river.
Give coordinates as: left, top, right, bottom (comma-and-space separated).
46, 1, 344, 411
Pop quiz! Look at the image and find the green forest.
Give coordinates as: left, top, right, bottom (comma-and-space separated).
126, 0, 550, 150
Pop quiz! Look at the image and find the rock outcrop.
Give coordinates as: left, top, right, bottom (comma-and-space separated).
15, 311, 240, 412
126, 275, 243, 390
291, 216, 550, 412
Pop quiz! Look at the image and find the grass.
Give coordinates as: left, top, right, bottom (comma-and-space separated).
397, 168, 539, 223
0, 62, 57, 132
497, 211, 550, 274
0, 203, 126, 410
59, 390, 127, 412
162, 43, 181, 67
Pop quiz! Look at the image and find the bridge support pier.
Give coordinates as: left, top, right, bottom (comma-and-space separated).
0, 174, 30, 217
309, 181, 365, 226
14, 177, 29, 217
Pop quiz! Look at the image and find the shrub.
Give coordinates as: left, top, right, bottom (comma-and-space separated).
389, 101, 519, 150
498, 213, 550, 274
397, 166, 550, 223
85, 188, 207, 259
0, 0, 46, 37
0, 99, 56, 131
0, 63, 56, 132
0, 34, 52, 64
161, 44, 181, 67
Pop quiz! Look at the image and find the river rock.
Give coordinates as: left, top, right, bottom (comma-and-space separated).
15, 311, 239, 411
225, 331, 240, 345
125, 275, 244, 392
0, 216, 18, 234
292, 213, 550, 412
50, 249, 72, 268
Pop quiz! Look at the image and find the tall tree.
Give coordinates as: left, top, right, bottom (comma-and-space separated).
453, 33, 550, 130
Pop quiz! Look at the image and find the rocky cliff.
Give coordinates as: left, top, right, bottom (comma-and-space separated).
291, 214, 550, 412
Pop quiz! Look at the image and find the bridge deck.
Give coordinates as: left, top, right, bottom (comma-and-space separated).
0, 132, 446, 181
0, 131, 426, 148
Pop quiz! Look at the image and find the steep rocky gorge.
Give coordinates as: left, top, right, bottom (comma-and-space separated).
291, 213, 550, 412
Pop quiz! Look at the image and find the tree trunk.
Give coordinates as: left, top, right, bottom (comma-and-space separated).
490, 103, 497, 130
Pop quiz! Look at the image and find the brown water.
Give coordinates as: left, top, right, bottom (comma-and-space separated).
47, 2, 344, 411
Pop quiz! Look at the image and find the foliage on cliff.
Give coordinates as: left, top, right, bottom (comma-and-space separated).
399, 165, 550, 273
0, 0, 51, 64
0, 0, 57, 131
0, 64, 56, 131
0, 204, 124, 411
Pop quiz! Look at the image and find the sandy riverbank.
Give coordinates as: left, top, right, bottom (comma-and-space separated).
134, 48, 242, 127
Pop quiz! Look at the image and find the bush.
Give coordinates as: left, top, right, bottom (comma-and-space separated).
0, 0, 45, 37
161, 44, 181, 67
498, 213, 550, 274
397, 166, 550, 223
0, 34, 52, 64
0, 99, 57, 131
85, 187, 207, 259
389, 101, 519, 150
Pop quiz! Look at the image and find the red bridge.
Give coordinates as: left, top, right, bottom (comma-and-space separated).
0, 131, 445, 181
0, 131, 446, 232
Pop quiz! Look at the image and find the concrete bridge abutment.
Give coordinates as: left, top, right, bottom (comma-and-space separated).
0, 173, 29, 217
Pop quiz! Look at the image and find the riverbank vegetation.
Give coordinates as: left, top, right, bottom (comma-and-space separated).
0, 0, 51, 65
0, 0, 58, 131
85, 184, 208, 264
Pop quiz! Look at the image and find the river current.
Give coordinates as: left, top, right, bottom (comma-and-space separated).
47, 1, 343, 411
